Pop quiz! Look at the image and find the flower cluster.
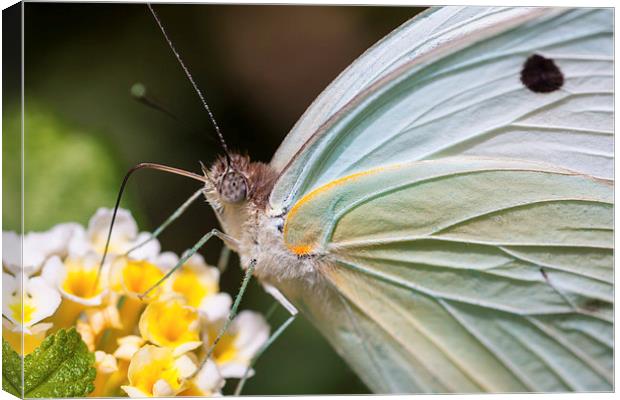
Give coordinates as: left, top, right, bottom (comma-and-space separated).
2, 208, 269, 397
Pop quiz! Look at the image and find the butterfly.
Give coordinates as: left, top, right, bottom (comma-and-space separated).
120, 5, 613, 394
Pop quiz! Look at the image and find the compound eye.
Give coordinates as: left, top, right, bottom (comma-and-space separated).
219, 171, 247, 203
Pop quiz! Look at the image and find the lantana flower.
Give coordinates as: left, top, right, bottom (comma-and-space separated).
204, 311, 270, 378
179, 358, 225, 396
109, 256, 168, 300
139, 297, 202, 356
2, 223, 80, 277
41, 253, 109, 328
114, 335, 146, 361
2, 272, 61, 332
70, 208, 159, 259
2, 273, 61, 354
108, 253, 171, 337
121, 345, 197, 397
91, 351, 119, 397
161, 252, 232, 321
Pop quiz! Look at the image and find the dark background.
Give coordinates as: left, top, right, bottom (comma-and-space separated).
9, 3, 423, 395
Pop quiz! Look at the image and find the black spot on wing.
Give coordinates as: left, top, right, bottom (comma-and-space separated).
520, 54, 564, 93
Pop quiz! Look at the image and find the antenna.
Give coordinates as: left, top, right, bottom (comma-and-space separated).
95, 162, 206, 285
147, 3, 232, 164
131, 82, 217, 146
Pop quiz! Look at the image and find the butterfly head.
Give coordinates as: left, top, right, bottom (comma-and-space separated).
202, 153, 278, 211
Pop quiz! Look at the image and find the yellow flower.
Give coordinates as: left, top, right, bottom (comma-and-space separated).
2, 320, 53, 355
2, 273, 60, 334
41, 254, 108, 329
110, 257, 165, 299
139, 298, 202, 356
121, 345, 196, 397
204, 311, 270, 378
161, 252, 231, 320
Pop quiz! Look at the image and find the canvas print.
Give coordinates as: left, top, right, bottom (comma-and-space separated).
2, 2, 614, 397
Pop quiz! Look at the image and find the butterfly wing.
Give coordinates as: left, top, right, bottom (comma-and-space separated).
269, 7, 613, 213
269, 6, 540, 173
266, 5, 614, 394
279, 158, 613, 393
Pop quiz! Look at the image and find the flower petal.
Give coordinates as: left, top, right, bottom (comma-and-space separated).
87, 208, 138, 254
199, 293, 232, 322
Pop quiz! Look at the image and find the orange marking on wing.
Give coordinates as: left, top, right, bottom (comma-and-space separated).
289, 244, 314, 256
283, 164, 403, 255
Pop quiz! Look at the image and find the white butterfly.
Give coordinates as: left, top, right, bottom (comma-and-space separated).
137, 5, 613, 393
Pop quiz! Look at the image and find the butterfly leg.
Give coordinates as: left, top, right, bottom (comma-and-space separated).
217, 245, 231, 273
194, 258, 257, 375
124, 188, 203, 257
138, 228, 238, 299
233, 303, 298, 396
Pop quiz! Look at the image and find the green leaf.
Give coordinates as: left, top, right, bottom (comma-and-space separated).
2, 328, 96, 398
2, 338, 22, 397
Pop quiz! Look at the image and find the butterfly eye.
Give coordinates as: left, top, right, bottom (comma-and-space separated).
219, 171, 248, 204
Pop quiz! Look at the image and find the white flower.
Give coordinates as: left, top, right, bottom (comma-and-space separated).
95, 351, 119, 374
69, 208, 159, 260
3, 223, 81, 277
2, 272, 61, 334
179, 358, 225, 396
161, 251, 232, 321
204, 311, 270, 378
121, 345, 197, 397
113, 335, 146, 361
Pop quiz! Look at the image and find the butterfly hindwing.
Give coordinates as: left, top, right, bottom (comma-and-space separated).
281, 158, 612, 393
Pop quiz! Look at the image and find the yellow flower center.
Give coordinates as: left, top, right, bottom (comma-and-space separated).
140, 300, 200, 348
9, 298, 35, 324
170, 268, 216, 308
122, 260, 164, 294
212, 332, 238, 364
62, 262, 102, 299
132, 351, 181, 395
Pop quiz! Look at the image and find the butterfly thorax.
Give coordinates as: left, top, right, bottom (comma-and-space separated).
203, 153, 319, 285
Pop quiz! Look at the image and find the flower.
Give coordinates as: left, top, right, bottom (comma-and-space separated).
91, 350, 120, 397
179, 358, 225, 396
114, 335, 146, 361
70, 208, 159, 259
161, 251, 232, 321
204, 311, 270, 378
42, 254, 108, 306
84, 295, 122, 334
109, 257, 166, 299
95, 350, 119, 374
139, 298, 202, 356
41, 253, 109, 328
2, 272, 61, 333
76, 298, 123, 352
121, 345, 197, 397
2, 223, 81, 277
2, 320, 53, 355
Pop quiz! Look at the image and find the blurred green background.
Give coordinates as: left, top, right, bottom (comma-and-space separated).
5, 3, 424, 395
